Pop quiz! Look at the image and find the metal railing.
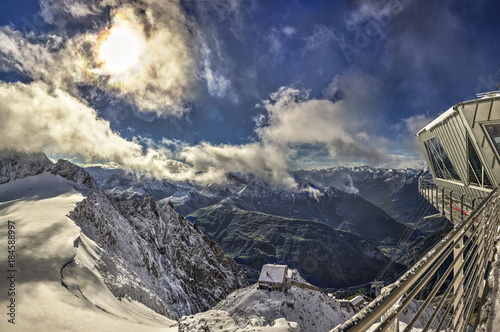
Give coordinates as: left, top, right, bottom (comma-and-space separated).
418, 177, 482, 224
331, 183, 500, 332
476, 91, 500, 99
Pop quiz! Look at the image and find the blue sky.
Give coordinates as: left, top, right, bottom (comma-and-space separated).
1, 0, 500, 187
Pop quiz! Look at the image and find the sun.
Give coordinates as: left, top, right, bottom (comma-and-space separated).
96, 21, 145, 76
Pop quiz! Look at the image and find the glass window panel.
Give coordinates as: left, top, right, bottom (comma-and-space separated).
468, 135, 493, 188
424, 140, 443, 178
485, 124, 500, 155
424, 137, 461, 181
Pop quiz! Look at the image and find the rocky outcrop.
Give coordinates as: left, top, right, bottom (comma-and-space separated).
0, 151, 247, 319
69, 191, 247, 318
0, 150, 52, 184
50, 159, 100, 194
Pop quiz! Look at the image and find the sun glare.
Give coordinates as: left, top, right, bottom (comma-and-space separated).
97, 23, 145, 76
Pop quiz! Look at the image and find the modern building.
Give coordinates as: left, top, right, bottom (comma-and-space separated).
416, 91, 500, 223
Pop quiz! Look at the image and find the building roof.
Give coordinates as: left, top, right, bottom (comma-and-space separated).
258, 264, 287, 283
417, 107, 455, 135
350, 295, 365, 306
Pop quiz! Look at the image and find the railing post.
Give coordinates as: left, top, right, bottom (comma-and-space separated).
435, 185, 438, 207
450, 191, 453, 223
461, 195, 464, 222
442, 188, 445, 216
452, 237, 465, 329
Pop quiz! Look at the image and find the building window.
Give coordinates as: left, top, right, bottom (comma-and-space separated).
485, 124, 500, 155
423, 137, 461, 181
467, 135, 492, 188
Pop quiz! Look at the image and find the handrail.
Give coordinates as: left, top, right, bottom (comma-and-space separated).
418, 177, 480, 223
476, 91, 500, 98
331, 182, 500, 332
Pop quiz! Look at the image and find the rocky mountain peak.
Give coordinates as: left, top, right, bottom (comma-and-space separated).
0, 151, 248, 319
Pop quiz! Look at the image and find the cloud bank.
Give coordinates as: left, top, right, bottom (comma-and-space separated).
0, 0, 198, 116
0, 81, 219, 183
0, 80, 400, 187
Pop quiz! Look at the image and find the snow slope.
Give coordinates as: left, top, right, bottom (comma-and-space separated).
179, 310, 300, 332
214, 284, 353, 332
0, 173, 177, 331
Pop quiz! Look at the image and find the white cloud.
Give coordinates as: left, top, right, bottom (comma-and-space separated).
346, 0, 412, 29
41, 0, 102, 25
304, 25, 339, 52
199, 41, 236, 101
258, 86, 391, 165
282, 26, 296, 37
0, 81, 224, 183
264, 26, 297, 61
180, 142, 295, 188
395, 113, 434, 160
0, 2, 198, 116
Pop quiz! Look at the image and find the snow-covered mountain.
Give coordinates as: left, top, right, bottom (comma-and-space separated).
0, 151, 247, 319
86, 167, 418, 285
0, 150, 53, 183
1, 157, 179, 331
213, 284, 353, 332
70, 191, 247, 318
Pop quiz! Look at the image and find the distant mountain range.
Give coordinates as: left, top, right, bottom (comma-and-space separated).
293, 166, 435, 225
0, 151, 453, 331
85, 165, 449, 288
188, 202, 401, 287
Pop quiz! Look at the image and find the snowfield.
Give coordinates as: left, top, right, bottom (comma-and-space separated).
0, 173, 177, 331
0, 171, 303, 332
213, 284, 353, 332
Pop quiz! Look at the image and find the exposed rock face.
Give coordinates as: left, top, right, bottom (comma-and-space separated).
50, 159, 100, 193
0, 150, 52, 183
69, 191, 247, 319
0, 151, 247, 319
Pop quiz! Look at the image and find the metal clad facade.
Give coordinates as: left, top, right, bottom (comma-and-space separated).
416, 97, 500, 200
459, 97, 500, 187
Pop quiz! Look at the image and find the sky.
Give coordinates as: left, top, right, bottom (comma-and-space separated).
1, 0, 500, 187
